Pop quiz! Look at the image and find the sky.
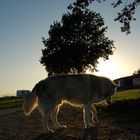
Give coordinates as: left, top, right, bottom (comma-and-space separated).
0, 0, 140, 96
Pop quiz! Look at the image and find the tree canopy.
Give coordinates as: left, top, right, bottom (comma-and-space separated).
74, 0, 140, 34
133, 67, 140, 76
112, 0, 139, 34
40, 0, 115, 75
80, 0, 140, 34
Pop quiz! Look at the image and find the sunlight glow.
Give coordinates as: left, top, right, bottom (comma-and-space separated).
87, 57, 128, 80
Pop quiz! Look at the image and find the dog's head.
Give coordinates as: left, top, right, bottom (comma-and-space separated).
106, 84, 118, 104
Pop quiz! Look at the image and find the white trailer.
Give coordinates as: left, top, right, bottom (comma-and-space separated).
16, 90, 30, 97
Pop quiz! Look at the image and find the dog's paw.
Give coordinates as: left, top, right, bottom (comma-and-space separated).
45, 129, 54, 134
58, 124, 67, 129
93, 118, 99, 124
44, 132, 54, 139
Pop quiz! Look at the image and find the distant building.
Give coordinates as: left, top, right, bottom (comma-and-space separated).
133, 77, 140, 87
114, 75, 140, 89
16, 90, 30, 97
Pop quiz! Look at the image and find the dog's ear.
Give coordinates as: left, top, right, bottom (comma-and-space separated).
113, 84, 118, 93
113, 83, 118, 88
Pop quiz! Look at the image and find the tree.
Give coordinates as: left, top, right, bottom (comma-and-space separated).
40, 1, 115, 75
133, 67, 140, 76
112, 0, 139, 34
74, 0, 140, 34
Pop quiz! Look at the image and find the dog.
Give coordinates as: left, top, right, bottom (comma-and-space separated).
23, 74, 117, 133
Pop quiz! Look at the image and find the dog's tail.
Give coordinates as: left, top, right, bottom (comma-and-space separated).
23, 90, 38, 116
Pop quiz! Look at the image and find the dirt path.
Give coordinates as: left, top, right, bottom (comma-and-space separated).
0, 99, 140, 140
0, 107, 22, 117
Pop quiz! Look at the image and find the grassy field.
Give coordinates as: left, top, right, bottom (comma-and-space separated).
0, 97, 23, 110
112, 88, 140, 101
0, 88, 140, 110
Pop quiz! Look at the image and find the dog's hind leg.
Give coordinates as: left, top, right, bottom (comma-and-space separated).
51, 103, 67, 129
90, 105, 99, 124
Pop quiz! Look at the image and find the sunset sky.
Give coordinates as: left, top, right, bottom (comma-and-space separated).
0, 0, 140, 96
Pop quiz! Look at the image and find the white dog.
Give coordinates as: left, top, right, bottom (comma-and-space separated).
23, 74, 117, 133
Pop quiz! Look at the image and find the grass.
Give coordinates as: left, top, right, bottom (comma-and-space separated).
96, 88, 140, 124
112, 88, 140, 101
0, 97, 23, 110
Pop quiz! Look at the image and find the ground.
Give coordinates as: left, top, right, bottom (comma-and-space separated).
0, 99, 140, 140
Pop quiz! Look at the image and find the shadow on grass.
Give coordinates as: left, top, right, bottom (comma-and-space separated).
99, 98, 140, 137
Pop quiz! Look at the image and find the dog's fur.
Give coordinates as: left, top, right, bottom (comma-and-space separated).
23, 74, 117, 133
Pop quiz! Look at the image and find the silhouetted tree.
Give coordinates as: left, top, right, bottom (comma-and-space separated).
40, 1, 115, 74
74, 0, 140, 34
133, 67, 140, 76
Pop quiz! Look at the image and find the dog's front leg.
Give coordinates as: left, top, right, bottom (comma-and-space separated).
38, 100, 56, 134
90, 105, 99, 124
42, 115, 54, 134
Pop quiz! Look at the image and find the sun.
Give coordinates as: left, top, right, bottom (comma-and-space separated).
87, 58, 123, 80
